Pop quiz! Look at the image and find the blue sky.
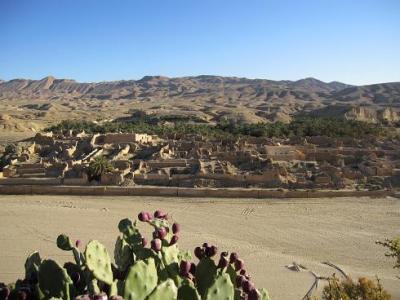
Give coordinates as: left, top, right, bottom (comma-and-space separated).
0, 0, 399, 85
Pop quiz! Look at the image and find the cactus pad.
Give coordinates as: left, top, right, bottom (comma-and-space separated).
205, 273, 234, 300
84, 240, 113, 285
195, 257, 217, 297
57, 234, 74, 251
259, 288, 271, 300
114, 236, 133, 272
38, 259, 72, 300
147, 279, 177, 300
24, 251, 41, 281
124, 258, 158, 300
178, 282, 201, 300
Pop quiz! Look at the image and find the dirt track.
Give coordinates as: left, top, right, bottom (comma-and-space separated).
0, 195, 399, 299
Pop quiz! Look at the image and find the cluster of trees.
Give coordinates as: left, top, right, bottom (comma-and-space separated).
45, 116, 388, 139
216, 117, 386, 138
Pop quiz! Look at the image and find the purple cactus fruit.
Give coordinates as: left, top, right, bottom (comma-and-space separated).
189, 263, 196, 275
154, 210, 167, 219
146, 212, 153, 220
234, 258, 244, 271
75, 294, 91, 300
229, 252, 238, 264
0, 287, 10, 300
109, 296, 123, 300
187, 273, 195, 282
236, 275, 246, 288
71, 271, 80, 284
141, 237, 148, 247
205, 245, 217, 257
172, 223, 180, 234
248, 289, 260, 300
17, 291, 27, 300
240, 269, 246, 275
138, 211, 149, 222
75, 239, 82, 248
151, 238, 162, 252
217, 256, 229, 269
202, 242, 209, 248
93, 293, 108, 300
220, 251, 229, 257
194, 246, 204, 259
170, 235, 179, 245
179, 260, 191, 276
242, 280, 255, 293
157, 227, 167, 240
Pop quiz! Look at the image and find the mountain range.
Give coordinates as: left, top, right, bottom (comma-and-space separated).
0, 75, 399, 133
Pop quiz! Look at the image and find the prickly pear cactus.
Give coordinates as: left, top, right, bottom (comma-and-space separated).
195, 257, 217, 297
178, 282, 201, 300
205, 273, 234, 300
114, 236, 134, 272
24, 251, 41, 282
124, 258, 158, 300
147, 279, 178, 300
3, 209, 272, 300
259, 288, 271, 300
85, 240, 113, 285
38, 259, 72, 300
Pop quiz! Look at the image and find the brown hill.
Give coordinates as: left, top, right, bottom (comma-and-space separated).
0, 76, 399, 132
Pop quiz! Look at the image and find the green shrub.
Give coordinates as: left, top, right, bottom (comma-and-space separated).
319, 275, 391, 300
88, 156, 113, 181
377, 236, 400, 277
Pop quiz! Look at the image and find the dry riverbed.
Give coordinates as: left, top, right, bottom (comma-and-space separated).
0, 195, 399, 299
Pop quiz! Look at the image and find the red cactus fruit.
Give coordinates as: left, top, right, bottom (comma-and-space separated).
170, 235, 179, 245
17, 291, 27, 300
151, 238, 162, 252
141, 237, 148, 247
206, 245, 217, 257
217, 256, 229, 268
248, 289, 260, 300
194, 246, 204, 259
172, 223, 180, 234
109, 296, 123, 300
220, 251, 229, 257
179, 260, 191, 276
236, 275, 246, 288
157, 227, 167, 240
0, 287, 10, 300
75, 239, 82, 248
189, 263, 196, 275
229, 252, 238, 264
234, 258, 244, 271
154, 210, 167, 219
138, 212, 149, 222
242, 280, 255, 293
93, 293, 108, 300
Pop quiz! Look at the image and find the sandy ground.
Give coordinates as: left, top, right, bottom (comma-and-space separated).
0, 195, 399, 299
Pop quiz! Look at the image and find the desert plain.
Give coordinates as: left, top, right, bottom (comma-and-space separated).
0, 195, 399, 300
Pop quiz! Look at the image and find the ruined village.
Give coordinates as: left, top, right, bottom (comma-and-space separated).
0, 129, 399, 191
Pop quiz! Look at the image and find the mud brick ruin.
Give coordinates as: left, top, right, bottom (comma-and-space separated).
0, 130, 399, 190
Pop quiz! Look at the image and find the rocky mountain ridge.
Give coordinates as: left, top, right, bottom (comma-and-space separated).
0, 75, 399, 133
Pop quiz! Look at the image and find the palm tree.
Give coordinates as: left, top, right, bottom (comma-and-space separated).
88, 156, 113, 181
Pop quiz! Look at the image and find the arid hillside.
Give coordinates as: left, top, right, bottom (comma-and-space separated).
0, 76, 399, 134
